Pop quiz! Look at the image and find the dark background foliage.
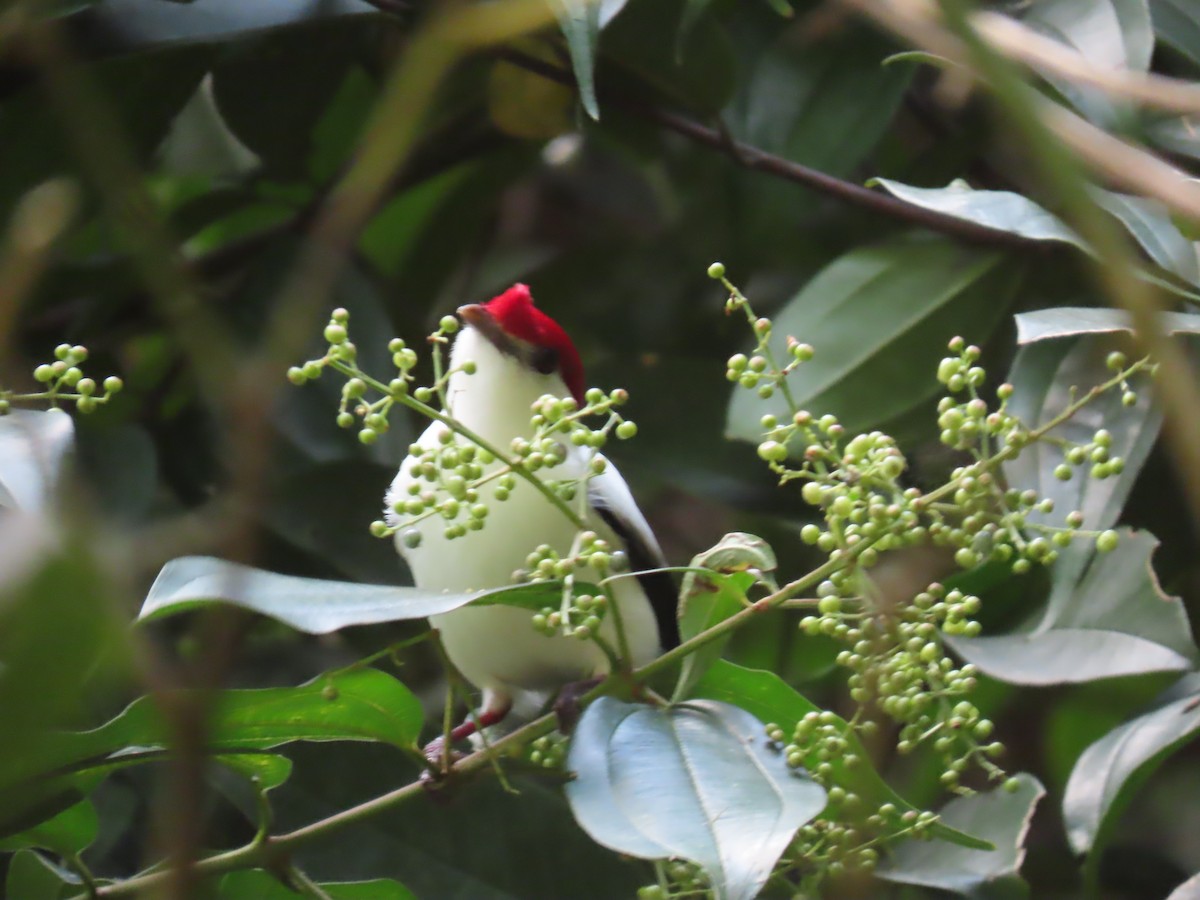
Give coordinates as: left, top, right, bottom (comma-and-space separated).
2, 0, 1200, 897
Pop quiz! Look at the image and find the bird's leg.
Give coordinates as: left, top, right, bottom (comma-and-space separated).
422, 696, 513, 770
552, 676, 604, 734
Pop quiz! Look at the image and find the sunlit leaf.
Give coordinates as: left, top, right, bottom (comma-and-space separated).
876, 774, 1045, 896
1063, 673, 1200, 854
566, 696, 827, 900
726, 236, 1021, 443
690, 661, 992, 850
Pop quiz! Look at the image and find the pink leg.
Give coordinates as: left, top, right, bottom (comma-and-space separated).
423, 695, 513, 769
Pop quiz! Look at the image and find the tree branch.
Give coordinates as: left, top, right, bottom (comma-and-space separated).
497, 49, 1037, 248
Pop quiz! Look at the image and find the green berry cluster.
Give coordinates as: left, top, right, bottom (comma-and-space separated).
525, 732, 569, 769
637, 861, 710, 900
1, 343, 123, 415
287, 307, 446, 447
522, 530, 629, 640
380, 427, 495, 545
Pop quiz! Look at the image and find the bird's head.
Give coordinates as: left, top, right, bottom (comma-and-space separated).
456, 284, 585, 405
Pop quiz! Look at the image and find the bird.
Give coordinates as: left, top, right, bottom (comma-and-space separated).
384, 284, 679, 758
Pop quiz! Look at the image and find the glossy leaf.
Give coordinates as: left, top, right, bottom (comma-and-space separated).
876, 774, 1045, 896
1007, 333, 1159, 531
139, 555, 564, 632
0, 799, 97, 855
690, 661, 992, 850
1024, 0, 1153, 71
1064, 673, 1200, 854
78, 0, 376, 48
552, 0, 603, 120
1150, 0, 1200, 66
0, 410, 75, 513
726, 236, 1020, 442
4, 850, 80, 900
874, 179, 1199, 285
949, 529, 1197, 684
1014, 306, 1200, 342
872, 178, 1086, 250
566, 696, 827, 900
0, 669, 421, 837
672, 533, 777, 701
218, 870, 416, 899
1022, 0, 1152, 122
1092, 189, 1200, 284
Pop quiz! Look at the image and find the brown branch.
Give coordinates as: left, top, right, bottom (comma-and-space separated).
497, 49, 1038, 248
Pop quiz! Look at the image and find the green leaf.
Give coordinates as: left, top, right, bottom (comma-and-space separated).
0, 527, 125, 798
690, 661, 992, 850
1026, 0, 1154, 71
726, 236, 1021, 442
949, 530, 1198, 684
1063, 673, 1200, 855
209, 16, 377, 180
552, 0, 604, 120
0, 410, 75, 513
1022, 0, 1153, 122
78, 0, 376, 47
876, 774, 1045, 897
0, 669, 421, 838
1014, 306, 1200, 342
1150, 0, 1200, 66
565, 696, 827, 900
672, 533, 777, 702
138, 555, 563, 632
1092, 189, 1200, 284
601, 0, 736, 116
3, 849, 80, 900
871, 179, 1087, 251
0, 799, 97, 855
1005, 333, 1160, 537
218, 870, 416, 899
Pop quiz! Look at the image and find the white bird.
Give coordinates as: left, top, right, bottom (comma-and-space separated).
384, 284, 678, 754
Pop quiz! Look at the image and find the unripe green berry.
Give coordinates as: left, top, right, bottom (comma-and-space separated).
616, 421, 637, 440
33, 364, 54, 383
439, 315, 459, 334
324, 323, 347, 344
358, 428, 378, 445
76, 396, 96, 413
1096, 530, 1119, 553
287, 366, 307, 385
706, 262, 726, 280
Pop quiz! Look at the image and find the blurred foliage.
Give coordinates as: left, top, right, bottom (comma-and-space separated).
2, 0, 1200, 897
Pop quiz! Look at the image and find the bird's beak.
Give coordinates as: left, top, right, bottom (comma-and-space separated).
457, 303, 513, 355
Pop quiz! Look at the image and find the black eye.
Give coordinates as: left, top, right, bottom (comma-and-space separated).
531, 346, 559, 375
